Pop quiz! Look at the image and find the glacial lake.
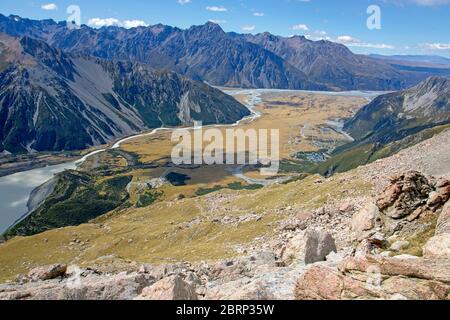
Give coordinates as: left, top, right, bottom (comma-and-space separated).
0, 89, 384, 235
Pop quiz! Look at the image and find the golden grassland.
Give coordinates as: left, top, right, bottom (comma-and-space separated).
120, 92, 366, 161
116, 91, 367, 195
0, 174, 372, 282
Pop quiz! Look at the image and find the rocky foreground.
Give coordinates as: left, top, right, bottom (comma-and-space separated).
1, 131, 449, 300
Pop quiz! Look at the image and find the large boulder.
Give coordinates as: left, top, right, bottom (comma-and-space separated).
304, 230, 337, 265
351, 203, 380, 239
436, 201, 450, 235
376, 171, 433, 219
423, 201, 450, 257
423, 234, 450, 257
27, 264, 67, 282
295, 255, 450, 300
135, 275, 198, 300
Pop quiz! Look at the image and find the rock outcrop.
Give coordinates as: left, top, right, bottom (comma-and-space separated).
27, 264, 67, 282
423, 201, 450, 257
295, 255, 450, 300
375, 172, 450, 234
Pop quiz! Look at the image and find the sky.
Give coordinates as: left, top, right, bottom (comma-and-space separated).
0, 0, 449, 57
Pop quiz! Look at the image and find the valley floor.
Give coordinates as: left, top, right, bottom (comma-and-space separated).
0, 90, 449, 300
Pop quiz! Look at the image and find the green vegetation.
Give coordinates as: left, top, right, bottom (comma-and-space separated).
291, 125, 450, 177
136, 190, 164, 208
3, 171, 132, 239
195, 182, 263, 196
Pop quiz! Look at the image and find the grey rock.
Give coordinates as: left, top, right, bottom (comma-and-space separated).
390, 240, 410, 252
304, 229, 337, 265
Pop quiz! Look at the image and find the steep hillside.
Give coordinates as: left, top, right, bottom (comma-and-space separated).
344, 76, 450, 145
0, 34, 249, 153
310, 77, 450, 175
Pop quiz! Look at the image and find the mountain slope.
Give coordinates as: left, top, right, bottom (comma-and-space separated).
0, 34, 250, 154
309, 77, 450, 175
344, 76, 450, 145
238, 33, 424, 91
0, 16, 328, 90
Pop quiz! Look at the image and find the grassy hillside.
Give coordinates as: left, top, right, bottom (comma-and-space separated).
0, 174, 371, 282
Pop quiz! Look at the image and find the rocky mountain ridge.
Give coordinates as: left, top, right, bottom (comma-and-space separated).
0, 33, 249, 153
0, 14, 436, 91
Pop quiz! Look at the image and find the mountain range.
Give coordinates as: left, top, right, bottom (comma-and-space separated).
370, 54, 450, 66
0, 14, 440, 91
0, 33, 249, 153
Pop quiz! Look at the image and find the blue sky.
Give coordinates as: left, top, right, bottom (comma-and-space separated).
1, 0, 449, 57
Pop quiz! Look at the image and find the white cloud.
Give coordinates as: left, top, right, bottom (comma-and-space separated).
178, 0, 192, 4
388, 0, 450, 6
88, 18, 122, 28
421, 43, 450, 50
206, 6, 228, 12
242, 25, 256, 32
209, 19, 227, 24
123, 20, 148, 28
290, 24, 309, 31
41, 3, 58, 11
336, 35, 395, 49
305, 30, 331, 41
253, 12, 265, 17
88, 18, 148, 29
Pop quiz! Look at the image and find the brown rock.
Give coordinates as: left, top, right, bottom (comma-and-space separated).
377, 183, 401, 210
294, 265, 343, 300
351, 203, 380, 237
339, 255, 450, 283
136, 275, 198, 300
427, 192, 443, 208
295, 255, 450, 300
423, 234, 450, 257
436, 201, 450, 235
28, 264, 67, 282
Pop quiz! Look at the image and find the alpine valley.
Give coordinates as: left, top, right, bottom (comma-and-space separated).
0, 11, 449, 302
